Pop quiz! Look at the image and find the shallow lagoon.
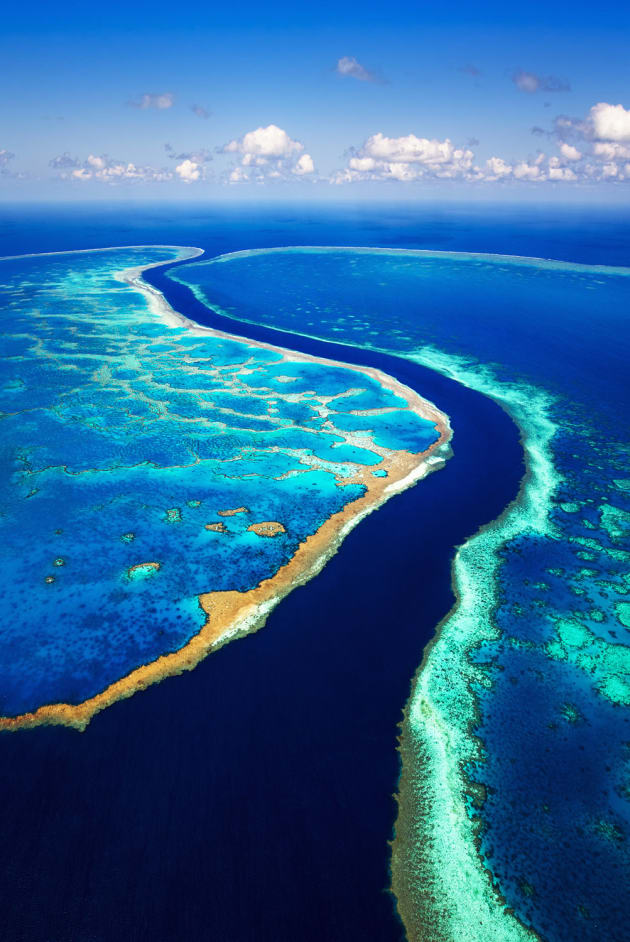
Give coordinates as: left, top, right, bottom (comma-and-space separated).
0, 247, 440, 718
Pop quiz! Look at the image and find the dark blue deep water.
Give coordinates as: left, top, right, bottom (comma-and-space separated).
1, 202, 629, 942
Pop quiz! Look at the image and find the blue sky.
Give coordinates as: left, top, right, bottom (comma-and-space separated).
3, 0, 630, 201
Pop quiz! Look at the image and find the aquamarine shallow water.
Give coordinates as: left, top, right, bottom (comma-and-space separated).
0, 247, 439, 718
171, 248, 630, 942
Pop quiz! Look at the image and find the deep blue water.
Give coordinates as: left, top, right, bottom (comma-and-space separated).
2, 200, 630, 266
1, 202, 629, 942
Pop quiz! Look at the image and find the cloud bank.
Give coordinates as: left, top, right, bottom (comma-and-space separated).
332, 102, 630, 185
42, 100, 630, 189
332, 133, 475, 182
50, 152, 173, 183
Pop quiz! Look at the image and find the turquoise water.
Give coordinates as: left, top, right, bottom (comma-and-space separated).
171, 247, 630, 942
0, 247, 439, 718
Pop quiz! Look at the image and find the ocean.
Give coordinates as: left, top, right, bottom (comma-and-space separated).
0, 201, 628, 942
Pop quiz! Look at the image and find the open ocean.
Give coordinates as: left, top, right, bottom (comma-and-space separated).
1, 201, 629, 942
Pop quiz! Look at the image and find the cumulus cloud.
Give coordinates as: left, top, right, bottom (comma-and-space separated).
513, 159, 545, 181
190, 104, 210, 119
592, 140, 630, 160
589, 102, 630, 142
51, 152, 173, 184
331, 122, 630, 186
293, 153, 315, 175
540, 101, 630, 181
485, 156, 513, 179
547, 156, 577, 181
559, 142, 582, 161
483, 150, 583, 183
504, 99, 630, 183
335, 56, 382, 83
128, 92, 174, 110
513, 70, 570, 93
332, 132, 475, 183
224, 124, 303, 158
222, 124, 314, 181
228, 166, 249, 184
175, 159, 200, 183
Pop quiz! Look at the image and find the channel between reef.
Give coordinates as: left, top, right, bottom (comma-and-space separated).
0, 246, 452, 732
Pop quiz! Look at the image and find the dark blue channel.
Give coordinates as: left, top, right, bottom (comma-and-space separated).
0, 253, 524, 941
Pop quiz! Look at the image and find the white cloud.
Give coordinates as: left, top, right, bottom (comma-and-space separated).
225, 124, 303, 159
229, 166, 249, 184
175, 159, 200, 183
548, 157, 577, 181
520, 101, 630, 183
559, 142, 582, 160
485, 156, 513, 179
592, 140, 630, 160
331, 128, 618, 186
128, 92, 174, 110
545, 101, 630, 181
513, 160, 544, 180
293, 153, 315, 175
53, 153, 173, 184
364, 133, 460, 165
334, 132, 475, 183
336, 56, 378, 82
223, 124, 314, 182
348, 156, 377, 172
589, 102, 630, 142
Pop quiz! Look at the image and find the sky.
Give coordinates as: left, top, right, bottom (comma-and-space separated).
2, 0, 630, 202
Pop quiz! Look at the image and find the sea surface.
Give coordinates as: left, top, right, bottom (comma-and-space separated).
0, 202, 629, 942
